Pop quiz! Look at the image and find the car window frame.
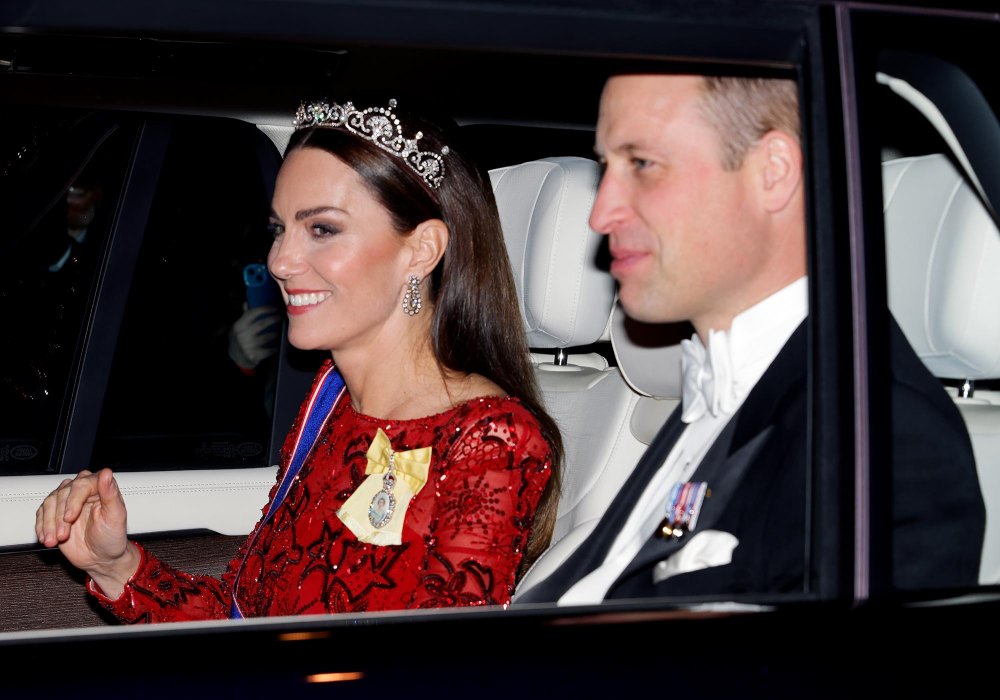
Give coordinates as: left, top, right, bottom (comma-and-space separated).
0, 0, 933, 638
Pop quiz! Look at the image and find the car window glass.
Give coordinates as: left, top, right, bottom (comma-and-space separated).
0, 110, 130, 474
90, 118, 280, 472
876, 51, 999, 590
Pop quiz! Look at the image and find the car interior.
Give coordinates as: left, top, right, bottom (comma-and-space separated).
2, 11, 999, 641
882, 150, 1000, 584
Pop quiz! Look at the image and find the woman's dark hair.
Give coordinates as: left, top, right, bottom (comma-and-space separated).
286, 104, 563, 579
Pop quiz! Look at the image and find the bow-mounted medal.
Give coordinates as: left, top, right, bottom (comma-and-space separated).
368, 464, 397, 529
655, 481, 710, 539
337, 428, 431, 545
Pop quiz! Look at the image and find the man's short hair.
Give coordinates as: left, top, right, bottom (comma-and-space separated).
698, 76, 800, 170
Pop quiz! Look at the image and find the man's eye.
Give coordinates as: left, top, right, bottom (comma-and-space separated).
631, 157, 652, 171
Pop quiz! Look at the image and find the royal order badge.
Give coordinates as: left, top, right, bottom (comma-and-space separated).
337, 428, 431, 546
368, 470, 398, 528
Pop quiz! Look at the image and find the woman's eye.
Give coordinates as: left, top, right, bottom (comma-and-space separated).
631, 157, 652, 171
311, 223, 339, 237
267, 221, 284, 239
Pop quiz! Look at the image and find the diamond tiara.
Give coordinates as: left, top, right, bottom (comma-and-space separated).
293, 99, 449, 189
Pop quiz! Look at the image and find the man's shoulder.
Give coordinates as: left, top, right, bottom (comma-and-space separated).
888, 317, 969, 434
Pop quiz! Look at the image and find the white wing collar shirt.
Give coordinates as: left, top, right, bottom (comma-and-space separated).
557, 276, 808, 605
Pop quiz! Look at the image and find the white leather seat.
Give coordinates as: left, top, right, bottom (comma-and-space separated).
883, 152, 1000, 584
490, 157, 677, 595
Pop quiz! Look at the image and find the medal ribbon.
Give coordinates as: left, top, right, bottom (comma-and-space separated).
657, 480, 710, 539
230, 364, 346, 619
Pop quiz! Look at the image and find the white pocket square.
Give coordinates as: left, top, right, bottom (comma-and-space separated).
652, 529, 739, 584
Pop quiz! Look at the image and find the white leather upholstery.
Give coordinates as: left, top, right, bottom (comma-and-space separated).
490, 156, 617, 347
884, 154, 1000, 381
258, 123, 293, 156
490, 157, 674, 596
883, 153, 1000, 583
608, 302, 686, 445
0, 467, 277, 547
609, 302, 685, 401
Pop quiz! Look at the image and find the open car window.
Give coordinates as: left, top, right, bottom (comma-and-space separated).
0, 2, 998, 695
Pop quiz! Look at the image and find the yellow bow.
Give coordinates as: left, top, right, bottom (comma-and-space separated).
336, 428, 433, 546
365, 428, 431, 496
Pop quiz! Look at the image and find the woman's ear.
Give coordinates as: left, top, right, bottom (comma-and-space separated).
753, 130, 802, 213
408, 218, 449, 277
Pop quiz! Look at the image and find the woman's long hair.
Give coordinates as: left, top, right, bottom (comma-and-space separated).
287, 106, 563, 579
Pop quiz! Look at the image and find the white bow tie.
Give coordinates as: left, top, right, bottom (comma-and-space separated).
681, 330, 738, 423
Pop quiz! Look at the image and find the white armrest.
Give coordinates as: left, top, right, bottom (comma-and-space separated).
0, 467, 278, 547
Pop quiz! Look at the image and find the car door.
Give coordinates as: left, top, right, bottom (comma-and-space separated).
847, 6, 1000, 593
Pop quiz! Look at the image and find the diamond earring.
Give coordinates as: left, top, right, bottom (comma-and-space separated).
402, 275, 422, 316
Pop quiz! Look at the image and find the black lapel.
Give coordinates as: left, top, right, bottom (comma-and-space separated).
606, 321, 807, 598
517, 321, 808, 604
514, 407, 687, 603
606, 423, 774, 597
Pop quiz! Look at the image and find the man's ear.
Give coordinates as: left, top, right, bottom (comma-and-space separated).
753, 130, 802, 213
408, 218, 449, 277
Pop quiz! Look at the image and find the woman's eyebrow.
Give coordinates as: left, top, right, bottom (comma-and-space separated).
295, 205, 347, 221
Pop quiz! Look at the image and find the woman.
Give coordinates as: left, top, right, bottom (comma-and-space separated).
35, 97, 563, 620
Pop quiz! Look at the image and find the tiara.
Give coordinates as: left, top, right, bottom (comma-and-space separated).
293, 98, 449, 189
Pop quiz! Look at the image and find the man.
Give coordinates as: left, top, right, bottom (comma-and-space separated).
514, 74, 985, 604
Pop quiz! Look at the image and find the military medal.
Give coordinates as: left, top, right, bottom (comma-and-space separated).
656, 481, 710, 539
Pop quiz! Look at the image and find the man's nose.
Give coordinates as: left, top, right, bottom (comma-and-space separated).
589, 170, 627, 235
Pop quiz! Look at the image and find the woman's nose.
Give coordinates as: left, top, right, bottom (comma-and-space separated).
267, 238, 304, 280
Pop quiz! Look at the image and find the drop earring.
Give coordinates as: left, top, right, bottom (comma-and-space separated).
402, 275, 422, 316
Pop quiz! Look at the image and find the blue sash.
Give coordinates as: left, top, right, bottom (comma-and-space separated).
230, 364, 346, 619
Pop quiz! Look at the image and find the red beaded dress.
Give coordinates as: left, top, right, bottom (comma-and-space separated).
88, 359, 553, 622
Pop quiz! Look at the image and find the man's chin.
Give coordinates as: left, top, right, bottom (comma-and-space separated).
616, 288, 673, 325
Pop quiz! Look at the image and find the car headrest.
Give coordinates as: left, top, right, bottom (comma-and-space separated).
883, 153, 1000, 380
608, 303, 688, 399
490, 156, 617, 348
